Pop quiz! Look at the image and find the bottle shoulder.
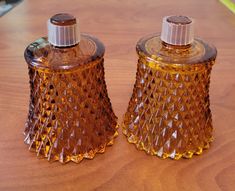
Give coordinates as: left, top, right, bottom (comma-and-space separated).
136, 34, 217, 65
24, 33, 105, 70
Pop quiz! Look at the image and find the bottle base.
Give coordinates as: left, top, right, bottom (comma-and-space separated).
24, 125, 118, 164
122, 125, 213, 160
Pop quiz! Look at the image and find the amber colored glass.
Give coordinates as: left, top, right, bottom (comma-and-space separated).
24, 34, 118, 163
122, 34, 217, 159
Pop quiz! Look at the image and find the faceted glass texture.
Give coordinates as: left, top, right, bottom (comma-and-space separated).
24, 34, 118, 163
122, 34, 217, 159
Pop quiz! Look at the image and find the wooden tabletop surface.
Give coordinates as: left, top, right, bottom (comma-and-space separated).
0, 0, 235, 190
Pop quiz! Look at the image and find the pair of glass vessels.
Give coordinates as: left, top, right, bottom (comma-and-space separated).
24, 13, 217, 163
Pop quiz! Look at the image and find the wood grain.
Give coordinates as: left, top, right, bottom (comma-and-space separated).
0, 0, 235, 190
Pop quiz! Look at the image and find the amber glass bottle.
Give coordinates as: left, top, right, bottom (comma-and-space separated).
122, 16, 217, 159
24, 13, 118, 163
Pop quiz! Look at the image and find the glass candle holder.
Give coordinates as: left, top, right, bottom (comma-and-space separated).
122, 16, 217, 159
24, 13, 118, 163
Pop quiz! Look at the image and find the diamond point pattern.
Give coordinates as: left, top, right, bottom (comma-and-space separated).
24, 59, 118, 163
122, 57, 215, 160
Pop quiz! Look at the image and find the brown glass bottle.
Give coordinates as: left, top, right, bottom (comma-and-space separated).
24, 13, 118, 163
122, 16, 217, 159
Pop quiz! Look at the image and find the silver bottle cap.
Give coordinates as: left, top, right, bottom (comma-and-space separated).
160, 15, 194, 45
47, 13, 80, 47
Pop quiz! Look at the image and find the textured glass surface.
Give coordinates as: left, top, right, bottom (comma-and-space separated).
122, 35, 217, 159
24, 34, 118, 163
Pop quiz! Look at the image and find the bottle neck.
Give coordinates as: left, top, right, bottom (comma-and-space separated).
51, 42, 79, 49
161, 40, 192, 50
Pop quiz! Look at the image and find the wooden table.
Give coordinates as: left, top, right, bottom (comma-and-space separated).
0, 0, 234, 190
